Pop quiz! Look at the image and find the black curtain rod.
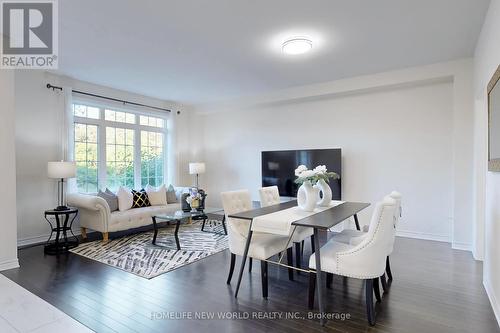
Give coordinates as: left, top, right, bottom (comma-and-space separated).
46, 83, 171, 113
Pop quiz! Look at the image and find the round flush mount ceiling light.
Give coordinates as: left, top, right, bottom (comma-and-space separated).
282, 38, 313, 55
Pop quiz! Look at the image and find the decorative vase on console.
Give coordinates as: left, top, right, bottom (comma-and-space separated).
297, 180, 319, 212
315, 178, 332, 206
294, 164, 339, 211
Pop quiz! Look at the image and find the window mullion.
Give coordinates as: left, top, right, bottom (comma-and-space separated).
98, 109, 107, 190
134, 125, 142, 189
163, 126, 168, 186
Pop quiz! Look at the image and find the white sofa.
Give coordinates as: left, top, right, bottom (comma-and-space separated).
67, 187, 190, 241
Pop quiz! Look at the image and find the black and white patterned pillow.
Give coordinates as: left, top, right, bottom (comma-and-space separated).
131, 189, 151, 208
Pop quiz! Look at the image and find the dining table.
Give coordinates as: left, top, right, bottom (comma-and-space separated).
228, 200, 370, 326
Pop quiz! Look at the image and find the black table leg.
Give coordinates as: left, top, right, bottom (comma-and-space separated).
235, 220, 254, 298
222, 215, 227, 235
62, 214, 70, 247
354, 213, 361, 231
295, 242, 302, 273
174, 219, 181, 250
201, 218, 206, 231
313, 228, 326, 326
152, 216, 158, 245
54, 214, 61, 249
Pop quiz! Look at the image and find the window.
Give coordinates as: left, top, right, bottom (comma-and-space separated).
140, 115, 164, 128
106, 127, 135, 191
141, 131, 164, 187
73, 104, 100, 119
105, 109, 135, 124
74, 123, 99, 193
72, 103, 167, 193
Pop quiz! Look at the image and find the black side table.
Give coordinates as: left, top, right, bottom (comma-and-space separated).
44, 208, 79, 255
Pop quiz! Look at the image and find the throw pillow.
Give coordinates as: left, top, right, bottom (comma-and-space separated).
105, 188, 119, 211
132, 189, 151, 208
145, 184, 167, 206
166, 184, 177, 204
97, 189, 118, 212
174, 186, 190, 202
117, 186, 133, 212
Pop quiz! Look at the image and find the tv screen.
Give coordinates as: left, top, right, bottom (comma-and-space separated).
261, 149, 341, 199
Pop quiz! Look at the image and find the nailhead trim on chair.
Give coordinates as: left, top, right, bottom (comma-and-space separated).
332, 205, 393, 279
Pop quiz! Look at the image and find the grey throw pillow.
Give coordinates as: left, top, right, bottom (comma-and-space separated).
98, 189, 119, 212
166, 184, 177, 204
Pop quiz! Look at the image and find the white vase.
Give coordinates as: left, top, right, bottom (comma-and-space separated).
315, 179, 332, 207
297, 180, 319, 212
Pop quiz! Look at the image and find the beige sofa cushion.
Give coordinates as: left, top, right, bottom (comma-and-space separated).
108, 203, 181, 232
146, 184, 167, 206
117, 186, 133, 211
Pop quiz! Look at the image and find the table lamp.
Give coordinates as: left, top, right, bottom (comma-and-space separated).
189, 162, 205, 189
48, 161, 76, 211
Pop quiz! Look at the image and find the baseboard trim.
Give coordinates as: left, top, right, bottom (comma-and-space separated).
397, 231, 472, 253
452, 242, 472, 251
396, 230, 450, 243
484, 278, 500, 328
0, 258, 19, 271
17, 229, 81, 248
473, 248, 484, 261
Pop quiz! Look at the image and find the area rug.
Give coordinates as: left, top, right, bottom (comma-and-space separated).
69, 220, 228, 279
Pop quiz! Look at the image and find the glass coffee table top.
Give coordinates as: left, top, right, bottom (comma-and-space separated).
153, 207, 223, 221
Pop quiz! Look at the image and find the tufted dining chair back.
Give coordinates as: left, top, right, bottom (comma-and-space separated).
258, 186, 280, 207
386, 191, 402, 255
335, 197, 397, 279
221, 190, 253, 253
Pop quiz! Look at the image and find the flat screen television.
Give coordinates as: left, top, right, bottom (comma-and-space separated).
261, 149, 342, 199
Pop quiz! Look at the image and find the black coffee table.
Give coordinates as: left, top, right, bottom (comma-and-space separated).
152, 208, 222, 250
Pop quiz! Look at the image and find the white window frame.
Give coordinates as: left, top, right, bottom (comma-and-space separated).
72, 97, 168, 192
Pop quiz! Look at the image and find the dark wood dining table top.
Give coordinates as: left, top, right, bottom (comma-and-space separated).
228, 200, 370, 230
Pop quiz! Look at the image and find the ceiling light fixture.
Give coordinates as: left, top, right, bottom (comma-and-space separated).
282, 37, 313, 55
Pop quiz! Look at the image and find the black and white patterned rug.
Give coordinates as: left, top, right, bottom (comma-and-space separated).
70, 220, 228, 279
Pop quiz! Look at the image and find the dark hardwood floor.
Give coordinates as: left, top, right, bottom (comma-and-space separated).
2, 234, 499, 333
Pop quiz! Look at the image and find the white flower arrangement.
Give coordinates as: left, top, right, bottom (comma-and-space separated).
186, 188, 202, 206
294, 164, 339, 185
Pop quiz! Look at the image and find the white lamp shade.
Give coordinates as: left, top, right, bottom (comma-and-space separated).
48, 161, 77, 179
189, 162, 206, 175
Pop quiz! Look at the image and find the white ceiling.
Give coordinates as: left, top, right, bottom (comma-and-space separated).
56, 0, 491, 105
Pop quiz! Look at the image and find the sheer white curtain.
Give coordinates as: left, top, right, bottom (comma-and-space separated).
62, 87, 77, 193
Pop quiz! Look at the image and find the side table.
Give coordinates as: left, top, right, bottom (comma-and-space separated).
44, 208, 79, 255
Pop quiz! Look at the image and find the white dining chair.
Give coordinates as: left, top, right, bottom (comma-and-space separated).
331, 191, 402, 286
221, 189, 294, 298
385, 191, 401, 282
308, 197, 397, 326
259, 186, 314, 272
259, 185, 281, 207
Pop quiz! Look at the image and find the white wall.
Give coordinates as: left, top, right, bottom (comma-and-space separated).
0, 67, 19, 270
14, 71, 191, 246
195, 59, 475, 247
473, 0, 500, 324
